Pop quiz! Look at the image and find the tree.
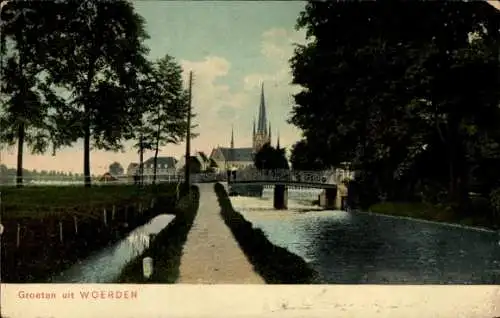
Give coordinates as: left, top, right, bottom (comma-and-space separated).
254, 143, 289, 170
40, 0, 151, 187
289, 1, 500, 211
139, 55, 198, 184
290, 139, 327, 171
108, 162, 124, 176
0, 1, 71, 187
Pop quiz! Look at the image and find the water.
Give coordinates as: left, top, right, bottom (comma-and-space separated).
231, 188, 500, 284
49, 214, 175, 283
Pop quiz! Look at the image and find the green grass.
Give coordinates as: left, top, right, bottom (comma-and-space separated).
214, 182, 319, 284
116, 186, 200, 284
0, 183, 180, 219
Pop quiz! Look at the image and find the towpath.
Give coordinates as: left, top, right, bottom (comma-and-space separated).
177, 183, 265, 284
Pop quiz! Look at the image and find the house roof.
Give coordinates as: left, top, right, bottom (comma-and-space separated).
217, 147, 254, 162
127, 163, 139, 170
198, 151, 208, 162
144, 156, 177, 168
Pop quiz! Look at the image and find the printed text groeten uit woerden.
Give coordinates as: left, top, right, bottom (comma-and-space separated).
17, 290, 138, 300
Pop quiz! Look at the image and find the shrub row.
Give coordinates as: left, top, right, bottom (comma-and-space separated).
214, 182, 318, 284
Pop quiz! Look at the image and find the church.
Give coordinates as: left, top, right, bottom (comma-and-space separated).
209, 83, 279, 171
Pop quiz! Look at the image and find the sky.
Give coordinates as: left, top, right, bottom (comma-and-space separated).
0, 1, 309, 175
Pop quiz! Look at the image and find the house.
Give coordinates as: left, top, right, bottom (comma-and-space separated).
176, 151, 211, 173
126, 163, 139, 176
142, 156, 177, 175
99, 172, 118, 182
127, 156, 178, 177
209, 147, 255, 171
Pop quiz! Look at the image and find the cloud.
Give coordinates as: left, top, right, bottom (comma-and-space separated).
240, 27, 309, 150
177, 56, 253, 155
243, 28, 307, 91
261, 28, 306, 62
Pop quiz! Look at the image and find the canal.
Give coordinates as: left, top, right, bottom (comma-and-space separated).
230, 187, 500, 284
49, 214, 175, 283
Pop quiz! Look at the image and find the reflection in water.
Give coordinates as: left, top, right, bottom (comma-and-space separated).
232, 188, 500, 284
50, 214, 175, 283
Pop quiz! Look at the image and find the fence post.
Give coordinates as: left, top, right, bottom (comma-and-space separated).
59, 221, 63, 243
103, 208, 107, 227
16, 223, 20, 248
73, 216, 78, 234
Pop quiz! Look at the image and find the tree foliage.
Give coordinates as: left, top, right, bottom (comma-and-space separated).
133, 54, 195, 183
254, 143, 289, 170
0, 0, 158, 187
108, 162, 124, 176
289, 1, 500, 213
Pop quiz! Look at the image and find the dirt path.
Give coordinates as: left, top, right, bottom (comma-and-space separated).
177, 183, 265, 284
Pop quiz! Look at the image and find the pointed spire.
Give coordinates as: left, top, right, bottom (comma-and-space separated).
257, 82, 267, 134
277, 131, 280, 149
230, 125, 234, 148
253, 117, 256, 136
268, 122, 272, 143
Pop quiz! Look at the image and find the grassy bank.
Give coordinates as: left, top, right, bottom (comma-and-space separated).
214, 182, 318, 284
116, 185, 200, 283
1, 183, 181, 283
368, 201, 493, 229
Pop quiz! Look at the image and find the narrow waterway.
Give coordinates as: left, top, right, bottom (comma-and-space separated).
49, 214, 175, 283
231, 188, 500, 284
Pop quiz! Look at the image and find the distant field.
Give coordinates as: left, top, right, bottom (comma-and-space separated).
0, 183, 180, 219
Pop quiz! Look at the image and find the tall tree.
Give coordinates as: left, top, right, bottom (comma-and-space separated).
289, 1, 500, 210
41, 0, 151, 187
0, 1, 70, 187
141, 55, 197, 184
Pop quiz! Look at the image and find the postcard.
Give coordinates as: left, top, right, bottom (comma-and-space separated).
0, 0, 499, 317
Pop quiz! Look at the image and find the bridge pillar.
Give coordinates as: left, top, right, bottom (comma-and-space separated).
273, 185, 288, 210
323, 188, 338, 209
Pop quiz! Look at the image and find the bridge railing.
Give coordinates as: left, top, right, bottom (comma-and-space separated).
229, 168, 355, 185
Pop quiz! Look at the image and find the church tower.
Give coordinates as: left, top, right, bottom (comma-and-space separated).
252, 82, 271, 153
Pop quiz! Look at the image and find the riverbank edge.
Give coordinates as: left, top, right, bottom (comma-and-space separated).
352, 208, 496, 233
115, 185, 200, 283
3, 184, 181, 283
214, 182, 319, 284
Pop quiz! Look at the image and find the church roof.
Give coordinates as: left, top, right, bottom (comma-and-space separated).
218, 147, 254, 162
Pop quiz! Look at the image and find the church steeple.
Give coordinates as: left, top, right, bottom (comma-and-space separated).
268, 122, 272, 144
277, 131, 280, 149
230, 125, 234, 148
257, 82, 267, 134
253, 82, 270, 153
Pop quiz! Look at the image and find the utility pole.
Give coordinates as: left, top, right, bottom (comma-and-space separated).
184, 71, 193, 191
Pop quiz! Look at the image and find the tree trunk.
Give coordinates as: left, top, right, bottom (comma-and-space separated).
83, 55, 97, 188
16, 122, 25, 188
152, 106, 162, 185
153, 145, 159, 185
446, 136, 468, 213
83, 117, 91, 188
139, 132, 144, 186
